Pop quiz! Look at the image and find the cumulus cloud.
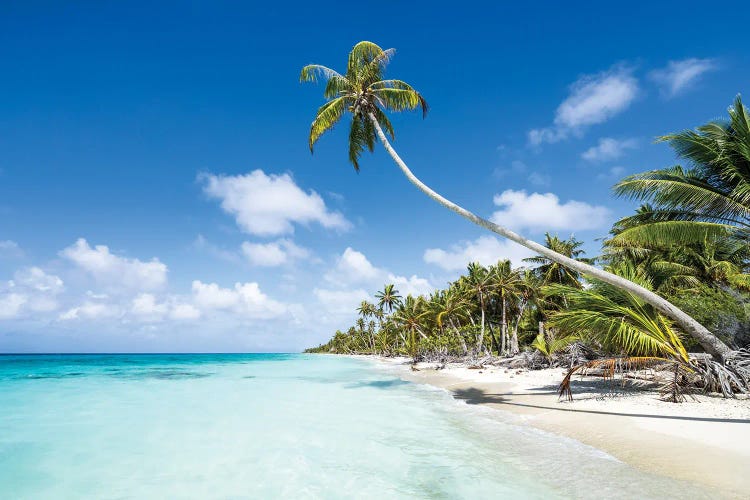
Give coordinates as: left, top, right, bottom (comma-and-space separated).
191, 280, 286, 319
0, 240, 24, 259
14, 267, 64, 294
581, 137, 637, 162
241, 239, 310, 267
649, 58, 717, 98
313, 287, 371, 314
60, 301, 120, 321
424, 235, 535, 271
490, 190, 610, 232
201, 170, 350, 236
170, 303, 202, 320
61, 238, 167, 291
529, 66, 638, 145
0, 267, 65, 318
128, 293, 202, 322
389, 274, 434, 298
0, 293, 27, 319
317, 248, 434, 314
324, 248, 433, 294
131, 293, 169, 321
325, 247, 381, 285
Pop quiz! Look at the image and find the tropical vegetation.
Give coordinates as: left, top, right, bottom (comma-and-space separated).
302, 41, 750, 398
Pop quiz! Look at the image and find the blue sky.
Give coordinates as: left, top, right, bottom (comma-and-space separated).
1, 1, 748, 352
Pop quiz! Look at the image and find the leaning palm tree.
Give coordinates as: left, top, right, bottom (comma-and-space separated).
300, 41, 733, 362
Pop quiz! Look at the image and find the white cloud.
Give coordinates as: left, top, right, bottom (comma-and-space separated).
131, 293, 169, 321
191, 280, 286, 319
597, 165, 627, 181
0, 268, 64, 318
388, 274, 434, 297
529, 66, 638, 145
649, 58, 717, 98
582, 138, 637, 162
241, 239, 310, 267
193, 235, 242, 264
325, 247, 381, 286
14, 267, 64, 294
0, 240, 24, 258
170, 303, 202, 320
60, 301, 120, 321
527, 172, 551, 187
61, 238, 167, 291
313, 288, 371, 314
490, 190, 610, 232
201, 170, 350, 236
424, 235, 535, 271
317, 248, 434, 314
0, 293, 27, 319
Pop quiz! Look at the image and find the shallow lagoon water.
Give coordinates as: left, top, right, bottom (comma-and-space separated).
0, 354, 708, 499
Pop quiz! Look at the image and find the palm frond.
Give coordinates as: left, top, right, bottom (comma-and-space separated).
309, 96, 348, 152
372, 88, 428, 117
610, 221, 734, 248
300, 64, 342, 83
346, 41, 386, 77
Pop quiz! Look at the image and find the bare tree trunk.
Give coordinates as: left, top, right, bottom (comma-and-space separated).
511, 301, 526, 355
477, 302, 486, 353
449, 319, 468, 355
501, 298, 507, 356
368, 113, 734, 363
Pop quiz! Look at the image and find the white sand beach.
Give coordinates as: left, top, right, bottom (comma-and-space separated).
377, 357, 750, 499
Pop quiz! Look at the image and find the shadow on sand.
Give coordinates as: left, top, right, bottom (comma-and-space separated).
452, 386, 750, 424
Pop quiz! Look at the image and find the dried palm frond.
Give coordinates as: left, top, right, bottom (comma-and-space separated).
692, 350, 750, 397
558, 356, 669, 401
659, 361, 697, 403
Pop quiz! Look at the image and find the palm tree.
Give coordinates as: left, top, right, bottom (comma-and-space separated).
393, 295, 428, 359
428, 289, 470, 355
613, 96, 750, 249
301, 41, 733, 362
490, 260, 523, 355
460, 263, 494, 353
375, 284, 402, 313
356, 300, 377, 351
546, 263, 689, 363
513, 269, 542, 353
524, 234, 589, 288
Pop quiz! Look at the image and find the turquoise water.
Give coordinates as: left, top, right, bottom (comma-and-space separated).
0, 354, 707, 499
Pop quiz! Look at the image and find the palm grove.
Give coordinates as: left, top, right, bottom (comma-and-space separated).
301, 42, 750, 397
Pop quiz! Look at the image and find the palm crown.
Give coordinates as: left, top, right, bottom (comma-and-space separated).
613, 95, 750, 247
300, 41, 428, 170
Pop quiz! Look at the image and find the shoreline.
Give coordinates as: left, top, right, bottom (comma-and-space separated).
369, 355, 750, 499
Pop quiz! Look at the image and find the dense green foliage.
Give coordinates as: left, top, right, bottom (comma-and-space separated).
307, 97, 750, 362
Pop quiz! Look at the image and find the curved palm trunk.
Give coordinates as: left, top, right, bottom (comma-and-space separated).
368, 113, 734, 363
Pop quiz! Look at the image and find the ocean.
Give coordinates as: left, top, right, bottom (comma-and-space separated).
0, 353, 706, 499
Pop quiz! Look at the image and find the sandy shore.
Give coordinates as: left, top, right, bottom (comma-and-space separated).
375, 356, 750, 499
